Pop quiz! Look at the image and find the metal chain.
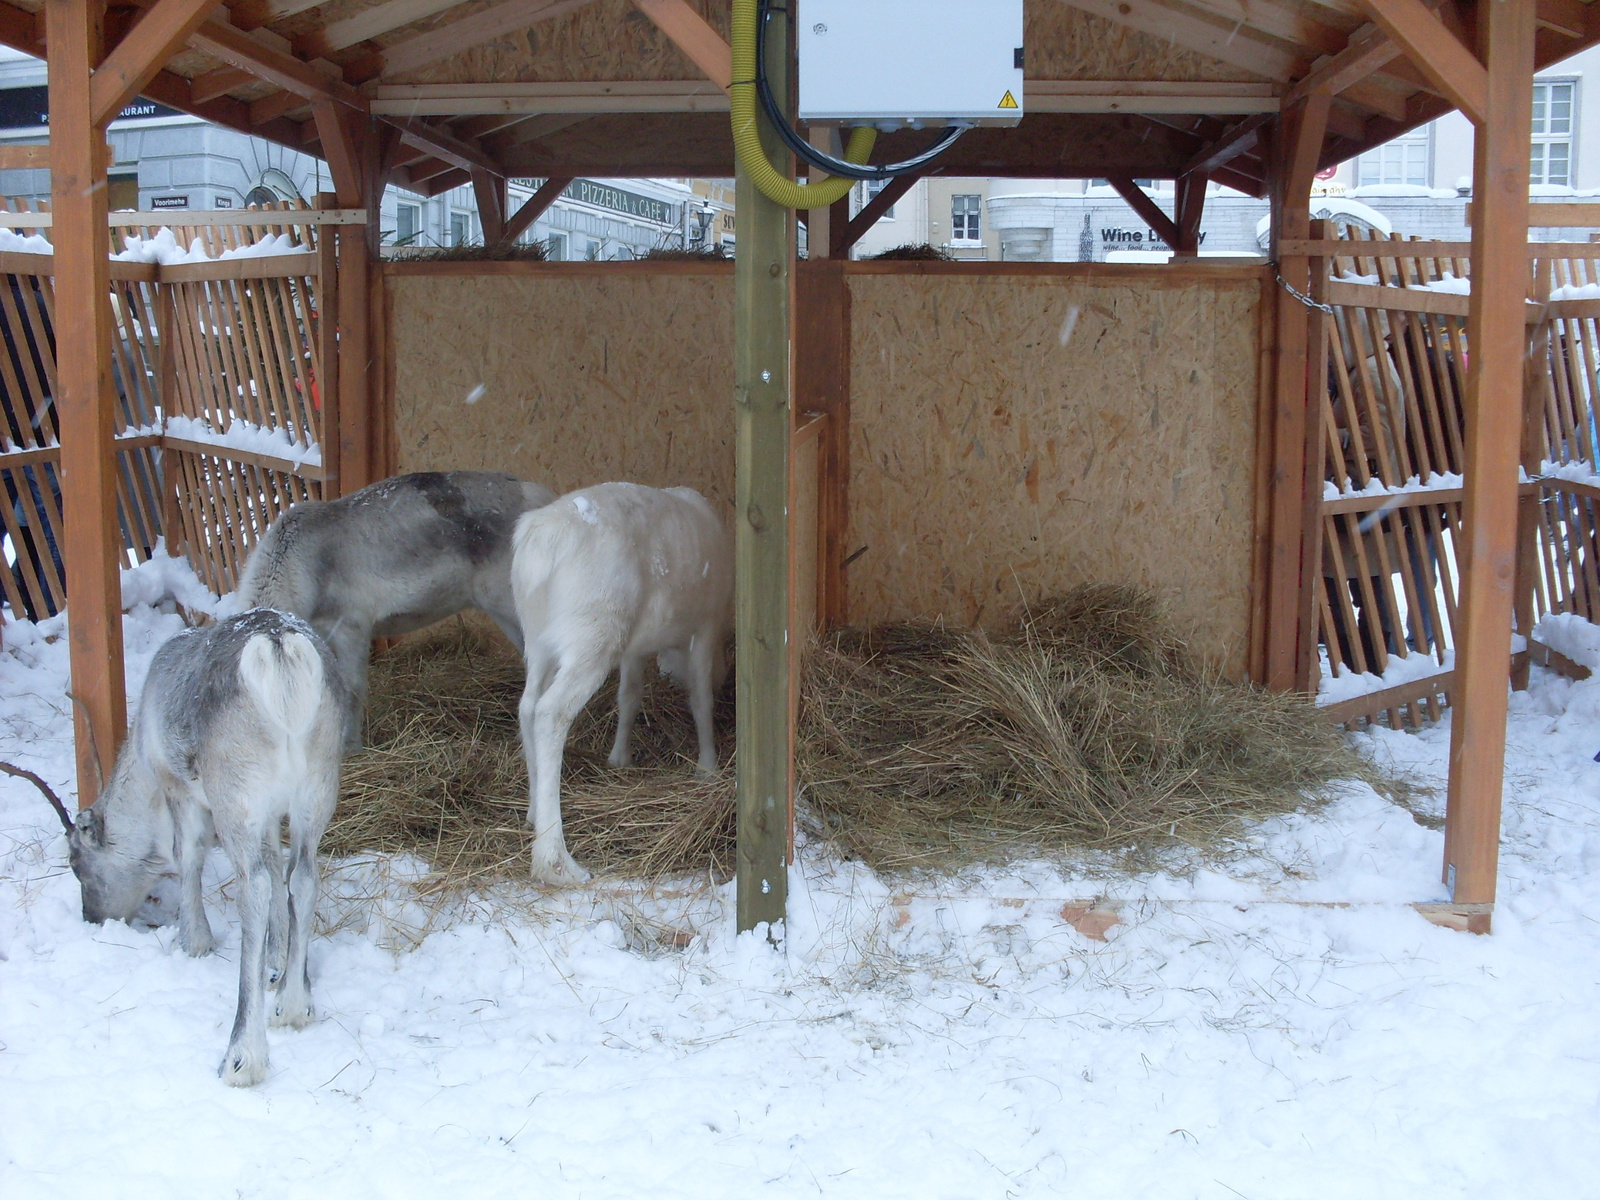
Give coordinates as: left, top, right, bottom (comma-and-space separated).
1276, 272, 1335, 315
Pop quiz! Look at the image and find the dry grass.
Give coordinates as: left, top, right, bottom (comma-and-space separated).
799, 587, 1367, 871
327, 588, 1367, 889
325, 618, 735, 893
387, 241, 550, 262
867, 243, 955, 261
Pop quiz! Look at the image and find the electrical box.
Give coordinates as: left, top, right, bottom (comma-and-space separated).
796, 0, 1024, 128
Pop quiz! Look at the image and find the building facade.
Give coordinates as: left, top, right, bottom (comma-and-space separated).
850, 42, 1600, 261
0, 48, 732, 259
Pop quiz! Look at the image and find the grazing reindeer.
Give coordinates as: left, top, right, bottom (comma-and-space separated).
67, 609, 346, 1087
511, 483, 733, 885
237, 471, 555, 749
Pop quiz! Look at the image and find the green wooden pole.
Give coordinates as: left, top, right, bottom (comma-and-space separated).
734, 4, 794, 934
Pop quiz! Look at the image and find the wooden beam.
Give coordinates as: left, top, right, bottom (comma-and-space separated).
630, 0, 732, 89
1180, 113, 1272, 177
500, 174, 571, 244
1181, 0, 1348, 50
833, 173, 921, 257
416, 166, 470, 197
1264, 91, 1332, 692
796, 258, 852, 625
471, 167, 506, 242
230, 0, 332, 30
297, 0, 462, 57
1359, 0, 1487, 123
379, 114, 504, 177
1025, 80, 1280, 114
368, 81, 729, 116
1443, 0, 1535, 924
189, 16, 365, 108
376, 0, 594, 79
248, 86, 308, 126
1282, 23, 1404, 110
189, 64, 254, 103
735, 0, 793, 933
48, 0, 127, 805
1108, 176, 1181, 248
90, 0, 223, 126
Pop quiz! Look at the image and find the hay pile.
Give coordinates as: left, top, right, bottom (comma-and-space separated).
386, 241, 550, 262
325, 620, 736, 891
799, 587, 1364, 871
326, 588, 1364, 887
868, 243, 955, 261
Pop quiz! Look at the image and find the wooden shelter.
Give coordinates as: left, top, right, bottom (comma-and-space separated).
10, 0, 1596, 933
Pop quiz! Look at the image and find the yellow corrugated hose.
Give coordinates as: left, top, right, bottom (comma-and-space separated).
730, 0, 876, 209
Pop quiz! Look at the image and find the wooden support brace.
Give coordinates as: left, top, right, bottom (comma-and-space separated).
832, 172, 921, 258
1174, 170, 1209, 255
1107, 176, 1181, 251
1359, 0, 1488, 123
501, 175, 572, 245
91, 0, 223, 125
1442, 0, 1536, 920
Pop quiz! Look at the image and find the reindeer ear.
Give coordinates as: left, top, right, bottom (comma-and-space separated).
74, 807, 104, 846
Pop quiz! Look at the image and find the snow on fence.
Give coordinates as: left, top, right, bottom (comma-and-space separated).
0, 200, 333, 619
1312, 225, 1600, 728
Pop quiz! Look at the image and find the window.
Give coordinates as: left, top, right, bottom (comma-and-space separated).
1532, 80, 1576, 187
859, 179, 895, 219
1356, 129, 1430, 187
951, 194, 981, 241
449, 211, 469, 246
395, 203, 420, 246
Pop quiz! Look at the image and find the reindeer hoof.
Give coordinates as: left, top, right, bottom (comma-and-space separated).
530, 846, 591, 887
271, 994, 314, 1030
219, 1041, 269, 1087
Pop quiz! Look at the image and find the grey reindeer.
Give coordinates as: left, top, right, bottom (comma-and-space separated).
67, 609, 347, 1087
236, 471, 555, 749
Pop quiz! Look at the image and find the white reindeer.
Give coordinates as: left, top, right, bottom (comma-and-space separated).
511, 483, 733, 885
67, 609, 346, 1087
237, 470, 554, 750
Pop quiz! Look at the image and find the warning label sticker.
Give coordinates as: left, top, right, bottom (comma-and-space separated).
997, 90, 1019, 109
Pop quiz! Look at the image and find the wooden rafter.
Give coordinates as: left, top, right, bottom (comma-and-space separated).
1026, 80, 1280, 114
190, 64, 254, 103
91, 0, 223, 126
1180, 113, 1272, 176
229, 0, 330, 31
1281, 22, 1403, 109
189, 16, 365, 108
377, 0, 594, 79
380, 114, 504, 176
630, 0, 732, 89
471, 167, 507, 241
1359, 0, 1487, 123
297, 0, 464, 58
1179, 0, 1348, 54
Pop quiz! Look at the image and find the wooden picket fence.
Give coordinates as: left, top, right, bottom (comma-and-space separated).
0, 200, 336, 620
1310, 223, 1600, 728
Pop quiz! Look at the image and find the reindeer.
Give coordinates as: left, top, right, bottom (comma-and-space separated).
510, 483, 733, 885
66, 609, 346, 1087
236, 470, 554, 749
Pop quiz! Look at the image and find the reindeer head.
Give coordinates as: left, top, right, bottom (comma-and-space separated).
67, 802, 168, 926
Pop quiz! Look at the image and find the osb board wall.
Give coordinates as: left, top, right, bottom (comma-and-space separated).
846, 268, 1265, 674
384, 0, 1249, 86
388, 268, 735, 514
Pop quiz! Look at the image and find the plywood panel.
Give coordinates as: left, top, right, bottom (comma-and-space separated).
846, 270, 1264, 674
388, 270, 736, 512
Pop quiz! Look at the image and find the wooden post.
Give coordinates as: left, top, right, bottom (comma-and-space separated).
1443, 0, 1535, 926
1263, 91, 1331, 691
795, 257, 851, 627
314, 192, 342, 494
1297, 221, 1332, 691
734, 4, 795, 934
49, 0, 127, 805
1511, 257, 1550, 691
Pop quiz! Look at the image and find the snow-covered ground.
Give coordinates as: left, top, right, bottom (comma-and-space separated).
2, 597, 1597, 1198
